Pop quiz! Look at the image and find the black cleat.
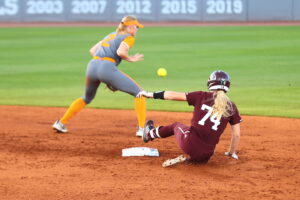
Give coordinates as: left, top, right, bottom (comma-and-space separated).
143, 120, 154, 143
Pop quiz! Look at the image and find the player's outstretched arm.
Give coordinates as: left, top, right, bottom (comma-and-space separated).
164, 91, 187, 101
137, 91, 186, 101
225, 123, 241, 160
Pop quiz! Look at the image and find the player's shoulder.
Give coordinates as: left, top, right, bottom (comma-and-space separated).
106, 32, 116, 36
186, 91, 212, 98
186, 90, 207, 95
228, 100, 241, 118
123, 34, 135, 41
186, 91, 212, 105
102, 32, 116, 39
122, 35, 135, 48
229, 100, 239, 109
115, 32, 131, 38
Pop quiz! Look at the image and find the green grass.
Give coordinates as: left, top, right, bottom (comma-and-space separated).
0, 26, 299, 118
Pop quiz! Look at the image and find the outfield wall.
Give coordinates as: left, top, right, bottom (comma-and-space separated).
0, 0, 300, 22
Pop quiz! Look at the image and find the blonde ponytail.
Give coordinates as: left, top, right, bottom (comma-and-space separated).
212, 90, 233, 119
116, 15, 138, 34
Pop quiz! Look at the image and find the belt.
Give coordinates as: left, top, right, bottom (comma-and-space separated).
93, 56, 116, 63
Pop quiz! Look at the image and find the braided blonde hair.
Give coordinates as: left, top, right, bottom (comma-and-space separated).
212, 90, 233, 119
116, 15, 138, 34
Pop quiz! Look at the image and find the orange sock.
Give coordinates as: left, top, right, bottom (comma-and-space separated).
135, 97, 146, 128
60, 97, 87, 124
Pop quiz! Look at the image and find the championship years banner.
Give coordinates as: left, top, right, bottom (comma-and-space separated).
0, 0, 299, 22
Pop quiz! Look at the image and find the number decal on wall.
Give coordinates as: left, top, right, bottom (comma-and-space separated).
161, 0, 197, 14
206, 0, 243, 15
71, 0, 107, 14
198, 104, 221, 131
26, 0, 63, 14
0, 0, 18, 16
116, 0, 151, 14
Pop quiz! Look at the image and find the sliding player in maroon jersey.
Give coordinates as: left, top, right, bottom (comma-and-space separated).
138, 70, 242, 164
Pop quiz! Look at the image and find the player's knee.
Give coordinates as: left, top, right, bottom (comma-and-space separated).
173, 122, 181, 128
82, 96, 93, 104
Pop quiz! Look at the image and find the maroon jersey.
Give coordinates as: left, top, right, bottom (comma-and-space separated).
186, 91, 242, 146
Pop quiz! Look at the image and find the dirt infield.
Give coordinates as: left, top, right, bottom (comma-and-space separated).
0, 105, 299, 200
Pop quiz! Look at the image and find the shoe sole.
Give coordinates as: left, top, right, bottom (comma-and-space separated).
162, 155, 187, 167
52, 127, 67, 133
52, 124, 67, 133
136, 131, 143, 137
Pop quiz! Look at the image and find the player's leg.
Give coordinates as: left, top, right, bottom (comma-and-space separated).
61, 78, 100, 122
143, 121, 181, 143
53, 60, 101, 133
143, 121, 191, 167
174, 125, 214, 162
134, 97, 146, 136
53, 78, 100, 133
82, 78, 101, 105
60, 97, 87, 125
106, 69, 146, 136
61, 78, 100, 124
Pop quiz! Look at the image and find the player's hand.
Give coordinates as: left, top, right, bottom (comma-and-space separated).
225, 152, 239, 160
130, 53, 144, 62
136, 91, 153, 98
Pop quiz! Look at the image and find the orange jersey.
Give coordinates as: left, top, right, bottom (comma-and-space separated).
95, 32, 135, 65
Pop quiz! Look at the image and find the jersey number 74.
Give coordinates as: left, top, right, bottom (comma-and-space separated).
198, 104, 221, 131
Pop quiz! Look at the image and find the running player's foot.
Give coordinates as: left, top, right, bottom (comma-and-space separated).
143, 120, 154, 143
136, 127, 144, 137
52, 120, 68, 133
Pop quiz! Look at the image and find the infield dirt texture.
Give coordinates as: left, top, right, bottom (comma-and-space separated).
0, 106, 299, 200
0, 22, 300, 200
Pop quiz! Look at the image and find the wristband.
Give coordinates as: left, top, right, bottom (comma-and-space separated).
153, 91, 165, 99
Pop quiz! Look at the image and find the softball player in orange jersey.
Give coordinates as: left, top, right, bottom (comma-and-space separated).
53, 16, 146, 136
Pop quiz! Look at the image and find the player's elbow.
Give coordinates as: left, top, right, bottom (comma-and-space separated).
117, 51, 130, 61
89, 49, 95, 56
117, 49, 125, 58
116, 50, 122, 57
